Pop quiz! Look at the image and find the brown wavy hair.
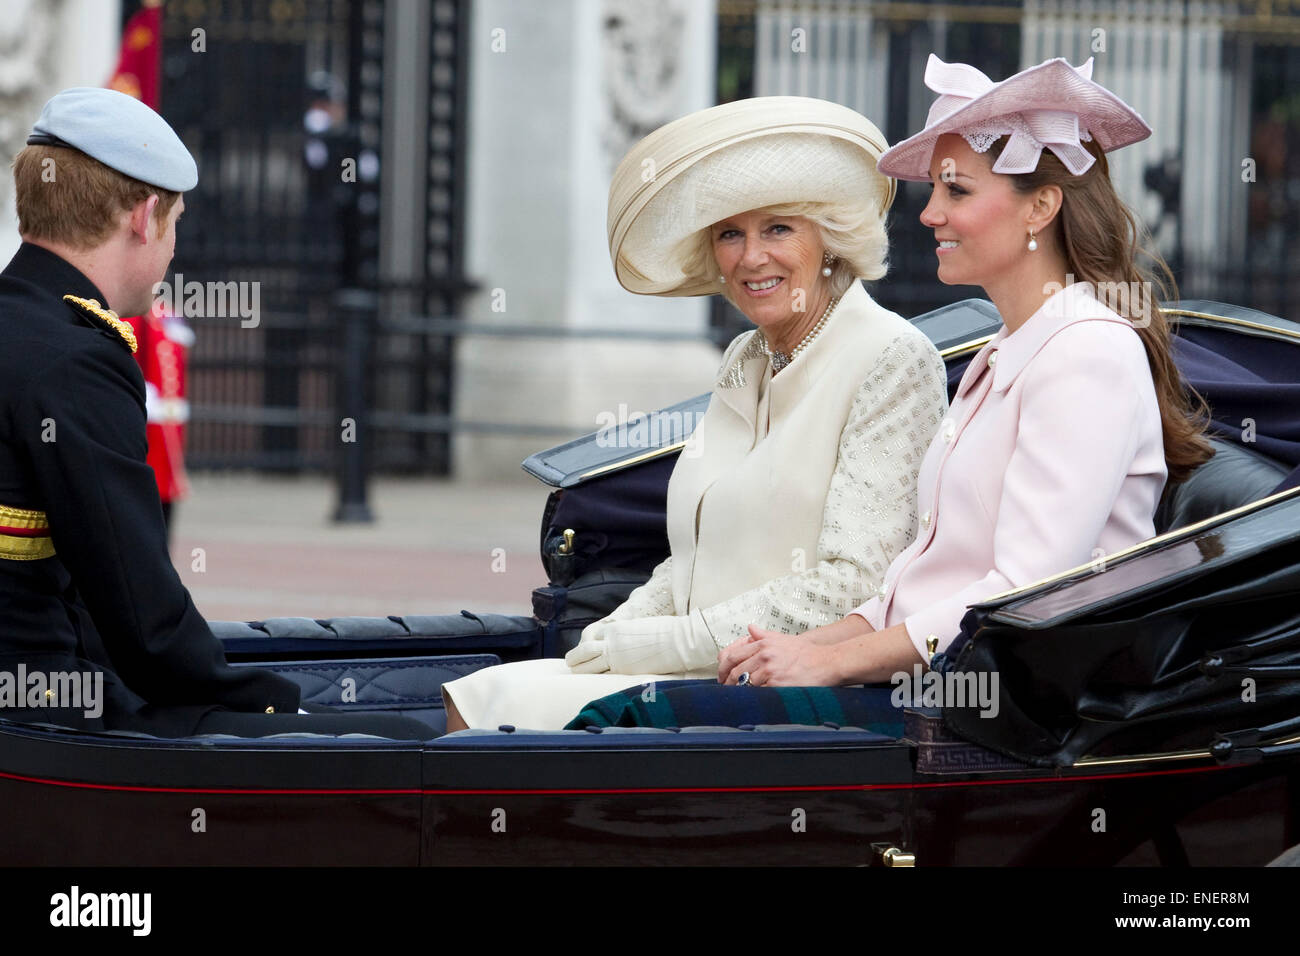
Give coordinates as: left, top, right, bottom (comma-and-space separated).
989, 136, 1213, 484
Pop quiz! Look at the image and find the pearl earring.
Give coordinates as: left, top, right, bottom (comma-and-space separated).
719, 274, 726, 283
821, 253, 834, 277
1027, 229, 1038, 252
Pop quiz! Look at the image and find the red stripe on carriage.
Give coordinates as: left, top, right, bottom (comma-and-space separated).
0, 761, 1241, 796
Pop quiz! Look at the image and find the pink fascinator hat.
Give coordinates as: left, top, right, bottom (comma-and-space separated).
876, 55, 1152, 182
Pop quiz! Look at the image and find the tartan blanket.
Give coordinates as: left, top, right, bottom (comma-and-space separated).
564, 679, 904, 736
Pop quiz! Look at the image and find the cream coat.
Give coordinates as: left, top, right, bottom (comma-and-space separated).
443, 281, 948, 729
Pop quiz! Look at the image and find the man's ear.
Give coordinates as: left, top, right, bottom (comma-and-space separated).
128, 194, 160, 244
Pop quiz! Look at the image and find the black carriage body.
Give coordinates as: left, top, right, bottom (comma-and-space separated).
3, 299, 1300, 866
3, 719, 1291, 866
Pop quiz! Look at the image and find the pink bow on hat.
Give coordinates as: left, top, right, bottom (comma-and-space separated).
925, 55, 1099, 175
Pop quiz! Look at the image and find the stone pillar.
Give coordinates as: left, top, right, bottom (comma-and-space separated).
0, 0, 122, 264
455, 0, 722, 482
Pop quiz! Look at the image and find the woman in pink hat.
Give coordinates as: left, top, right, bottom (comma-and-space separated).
703, 55, 1215, 695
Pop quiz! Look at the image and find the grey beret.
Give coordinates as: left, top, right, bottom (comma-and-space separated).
27, 87, 197, 192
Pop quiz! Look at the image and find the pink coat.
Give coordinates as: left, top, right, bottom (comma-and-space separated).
851, 281, 1167, 658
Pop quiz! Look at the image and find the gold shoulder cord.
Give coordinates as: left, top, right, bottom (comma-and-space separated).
62, 295, 138, 353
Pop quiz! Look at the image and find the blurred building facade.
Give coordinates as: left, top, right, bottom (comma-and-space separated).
1, 0, 1297, 481
0, 0, 121, 263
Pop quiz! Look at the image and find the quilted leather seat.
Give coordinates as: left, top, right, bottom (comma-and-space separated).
1154, 437, 1289, 534
249, 654, 500, 736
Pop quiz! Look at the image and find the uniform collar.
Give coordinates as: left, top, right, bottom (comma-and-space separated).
988, 280, 1133, 392
2, 242, 108, 311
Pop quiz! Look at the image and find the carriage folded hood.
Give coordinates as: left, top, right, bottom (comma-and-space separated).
970, 486, 1300, 630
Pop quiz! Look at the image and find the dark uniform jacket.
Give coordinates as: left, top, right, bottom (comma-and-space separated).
0, 243, 299, 736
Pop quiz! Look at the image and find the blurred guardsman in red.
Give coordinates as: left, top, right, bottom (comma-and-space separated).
0, 88, 429, 739
110, 0, 191, 538
120, 302, 192, 536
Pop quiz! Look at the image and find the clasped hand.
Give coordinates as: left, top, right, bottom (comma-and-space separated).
716, 624, 839, 686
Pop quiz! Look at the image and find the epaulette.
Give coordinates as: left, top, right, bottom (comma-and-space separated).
62, 295, 138, 354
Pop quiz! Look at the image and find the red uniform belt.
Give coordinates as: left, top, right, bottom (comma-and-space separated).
0, 504, 54, 560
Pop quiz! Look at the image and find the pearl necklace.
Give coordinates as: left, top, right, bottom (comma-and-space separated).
761, 296, 840, 372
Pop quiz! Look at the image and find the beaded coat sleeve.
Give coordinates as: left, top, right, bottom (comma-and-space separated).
602, 555, 676, 622
696, 332, 948, 647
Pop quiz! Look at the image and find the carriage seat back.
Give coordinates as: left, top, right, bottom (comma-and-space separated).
1154, 437, 1289, 535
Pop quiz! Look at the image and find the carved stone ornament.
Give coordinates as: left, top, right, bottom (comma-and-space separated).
602, 0, 687, 174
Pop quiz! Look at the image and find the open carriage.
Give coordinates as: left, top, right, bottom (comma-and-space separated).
3, 297, 1298, 866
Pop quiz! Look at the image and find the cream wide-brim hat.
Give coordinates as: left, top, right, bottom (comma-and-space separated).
876, 56, 1151, 182
607, 96, 894, 297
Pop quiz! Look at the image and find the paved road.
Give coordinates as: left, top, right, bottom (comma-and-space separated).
169, 474, 551, 624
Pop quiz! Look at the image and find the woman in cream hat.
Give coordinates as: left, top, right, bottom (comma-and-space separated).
441, 96, 949, 732
698, 56, 1214, 704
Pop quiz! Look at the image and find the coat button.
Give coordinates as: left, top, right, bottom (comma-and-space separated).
988, 351, 998, 367
942, 420, 956, 443
921, 510, 932, 529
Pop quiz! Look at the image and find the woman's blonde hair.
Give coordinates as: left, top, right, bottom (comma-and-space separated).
676, 199, 889, 304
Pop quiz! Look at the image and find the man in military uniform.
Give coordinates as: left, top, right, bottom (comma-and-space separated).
0, 88, 430, 739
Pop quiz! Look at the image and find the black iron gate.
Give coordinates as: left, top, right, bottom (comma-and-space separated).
156, 0, 469, 474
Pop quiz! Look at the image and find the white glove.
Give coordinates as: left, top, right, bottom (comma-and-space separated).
565, 619, 612, 674
601, 610, 717, 675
